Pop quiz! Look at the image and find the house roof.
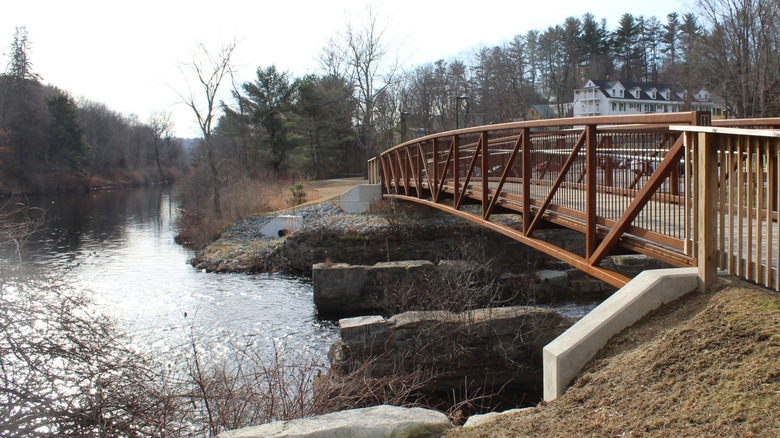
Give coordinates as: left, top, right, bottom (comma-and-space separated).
530, 104, 557, 118
582, 79, 726, 105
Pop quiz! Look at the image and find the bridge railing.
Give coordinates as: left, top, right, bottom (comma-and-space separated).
380, 112, 714, 286
380, 112, 780, 290
678, 125, 780, 291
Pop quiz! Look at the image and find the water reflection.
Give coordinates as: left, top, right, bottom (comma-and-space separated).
1, 186, 338, 362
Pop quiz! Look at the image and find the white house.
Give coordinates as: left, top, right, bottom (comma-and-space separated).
572, 79, 728, 119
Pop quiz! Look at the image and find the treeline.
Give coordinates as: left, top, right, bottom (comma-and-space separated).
0, 28, 186, 195
3, 1, 778, 195
199, 0, 779, 180
393, 1, 779, 142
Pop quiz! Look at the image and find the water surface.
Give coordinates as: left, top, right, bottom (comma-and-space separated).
2, 186, 338, 362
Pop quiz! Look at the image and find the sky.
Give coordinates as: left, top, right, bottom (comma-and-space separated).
2, 0, 691, 137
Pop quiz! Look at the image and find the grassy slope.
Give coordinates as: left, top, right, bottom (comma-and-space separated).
447, 277, 780, 437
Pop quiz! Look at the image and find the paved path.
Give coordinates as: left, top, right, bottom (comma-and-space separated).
306, 178, 368, 204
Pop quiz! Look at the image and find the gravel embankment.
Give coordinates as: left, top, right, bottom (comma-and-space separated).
190, 200, 499, 273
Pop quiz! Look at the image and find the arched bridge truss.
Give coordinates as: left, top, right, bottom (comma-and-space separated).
375, 112, 780, 290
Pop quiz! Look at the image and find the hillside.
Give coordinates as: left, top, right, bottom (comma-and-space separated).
447, 277, 779, 437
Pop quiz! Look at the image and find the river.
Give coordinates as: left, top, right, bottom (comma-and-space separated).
1, 186, 339, 363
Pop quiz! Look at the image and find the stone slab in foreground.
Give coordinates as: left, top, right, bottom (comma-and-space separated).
216, 405, 453, 438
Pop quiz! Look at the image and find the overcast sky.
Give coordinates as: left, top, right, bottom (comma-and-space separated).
2, 0, 690, 137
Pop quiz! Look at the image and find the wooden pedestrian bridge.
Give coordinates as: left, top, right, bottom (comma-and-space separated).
368, 112, 780, 291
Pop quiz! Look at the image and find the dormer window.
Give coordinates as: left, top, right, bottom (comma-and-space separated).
620, 90, 624, 97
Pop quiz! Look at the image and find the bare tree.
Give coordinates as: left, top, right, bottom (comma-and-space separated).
696, 0, 780, 117
149, 111, 174, 180
177, 40, 237, 218
322, 7, 401, 173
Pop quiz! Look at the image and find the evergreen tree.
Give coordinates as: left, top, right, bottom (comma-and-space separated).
578, 13, 611, 80
296, 75, 356, 178
233, 65, 300, 172
46, 93, 91, 173
612, 14, 643, 81
662, 13, 681, 68
7, 26, 39, 82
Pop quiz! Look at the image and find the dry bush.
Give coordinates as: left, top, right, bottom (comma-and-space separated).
370, 198, 414, 238
175, 167, 314, 249
314, 353, 439, 414
383, 242, 529, 315
0, 203, 331, 437
168, 334, 331, 437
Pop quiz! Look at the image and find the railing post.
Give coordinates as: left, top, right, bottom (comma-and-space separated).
698, 131, 718, 292
521, 128, 531, 234
432, 138, 439, 202
586, 124, 598, 257
453, 136, 460, 205
481, 132, 489, 219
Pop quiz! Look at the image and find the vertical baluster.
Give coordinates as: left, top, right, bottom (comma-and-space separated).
764, 139, 772, 287
586, 125, 598, 258
756, 137, 764, 284
737, 137, 745, 277
747, 137, 755, 281
775, 142, 780, 289
688, 131, 697, 260
727, 136, 736, 274
718, 143, 726, 268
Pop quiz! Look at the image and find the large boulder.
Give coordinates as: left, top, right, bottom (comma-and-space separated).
216, 405, 452, 438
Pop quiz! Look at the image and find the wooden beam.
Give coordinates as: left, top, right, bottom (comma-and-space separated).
697, 132, 718, 292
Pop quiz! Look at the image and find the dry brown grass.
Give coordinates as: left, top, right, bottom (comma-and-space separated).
176, 175, 319, 249
446, 277, 780, 437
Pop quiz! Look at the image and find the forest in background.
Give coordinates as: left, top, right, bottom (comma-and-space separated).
1, 0, 778, 198
0, 27, 186, 195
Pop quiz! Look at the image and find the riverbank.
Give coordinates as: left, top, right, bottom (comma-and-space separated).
190, 197, 544, 275
195, 188, 779, 435
446, 277, 780, 436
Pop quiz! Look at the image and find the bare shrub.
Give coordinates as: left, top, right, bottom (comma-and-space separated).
172, 334, 330, 436
0, 263, 161, 436
383, 242, 529, 315
371, 198, 413, 238
0, 203, 331, 437
313, 354, 438, 415
175, 169, 316, 249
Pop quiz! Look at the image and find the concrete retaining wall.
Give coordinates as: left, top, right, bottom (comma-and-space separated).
260, 215, 303, 238
542, 267, 699, 401
339, 184, 382, 213
331, 306, 572, 391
